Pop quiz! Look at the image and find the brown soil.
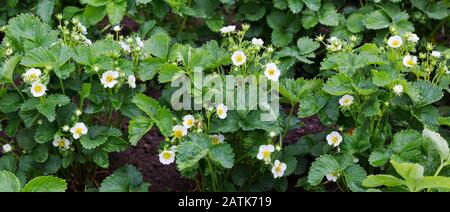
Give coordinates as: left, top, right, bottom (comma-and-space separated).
109, 128, 195, 192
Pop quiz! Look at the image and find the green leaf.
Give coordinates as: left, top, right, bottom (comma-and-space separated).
362, 174, 405, 187
301, 9, 318, 29
344, 164, 367, 192
0, 155, 18, 173
390, 160, 424, 181
82, 0, 109, 7
84, 5, 107, 25
369, 148, 392, 167
302, 0, 320, 11
0, 55, 21, 83
346, 13, 364, 33
158, 64, 183, 83
154, 108, 174, 137
298, 92, 327, 118
36, 94, 70, 122
21, 43, 72, 70
271, 29, 293, 47
102, 137, 129, 153
318, 3, 340, 26
0, 171, 21, 192
0, 93, 22, 113
128, 116, 153, 146
22, 176, 67, 192
93, 150, 109, 168
238, 3, 266, 21
411, 105, 440, 128
422, 128, 449, 161
132, 93, 160, 117
390, 129, 421, 153
99, 164, 149, 192
6, 14, 58, 49
106, 1, 126, 25
37, 0, 56, 23
363, 10, 391, 29
17, 128, 36, 151
322, 73, 354, 96
31, 145, 49, 163
287, 0, 303, 14
210, 143, 235, 169
34, 122, 58, 144
80, 136, 108, 150
137, 58, 163, 81
297, 36, 320, 55
415, 176, 450, 191
144, 33, 171, 60
409, 80, 443, 107
177, 133, 211, 171
307, 154, 340, 186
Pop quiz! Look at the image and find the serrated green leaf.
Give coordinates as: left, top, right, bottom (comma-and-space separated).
106, 1, 126, 25
363, 174, 405, 188
99, 164, 149, 192
364, 10, 391, 29
144, 33, 171, 60
22, 176, 67, 192
128, 116, 153, 146
210, 143, 235, 169
0, 171, 21, 192
307, 154, 340, 186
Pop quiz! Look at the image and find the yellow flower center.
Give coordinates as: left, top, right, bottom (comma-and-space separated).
186, 119, 193, 126
392, 40, 399, 47
106, 75, 115, 83
57, 140, 66, 148
174, 130, 183, 138
262, 150, 271, 158
217, 108, 223, 116
212, 137, 219, 144
33, 85, 42, 93
268, 69, 275, 76
343, 99, 350, 105
236, 55, 243, 62
407, 59, 414, 66
75, 127, 83, 135
162, 152, 172, 160
275, 165, 282, 173
331, 136, 338, 144
29, 73, 37, 80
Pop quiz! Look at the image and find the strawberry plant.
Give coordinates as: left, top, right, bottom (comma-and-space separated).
0, 0, 448, 192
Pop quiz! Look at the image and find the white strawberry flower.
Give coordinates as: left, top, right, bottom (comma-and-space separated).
405, 32, 419, 43
30, 81, 47, 97
77, 22, 87, 35
128, 75, 136, 88
257, 144, 275, 160
251, 38, 264, 47
84, 39, 92, 46
120, 41, 131, 53
326, 172, 340, 182
75, 109, 82, 116
52, 138, 71, 150
387, 35, 403, 48
271, 160, 287, 178
2, 144, 12, 153
338, 94, 354, 107
264, 63, 281, 81
70, 122, 88, 139
113, 25, 121, 32
220, 25, 236, 34
403, 55, 417, 67
23, 68, 42, 82
182, 115, 195, 129
393, 84, 404, 96
135, 37, 144, 48
231, 50, 246, 66
173, 125, 187, 138
216, 103, 228, 119
431, 51, 441, 58
211, 134, 225, 145
159, 150, 175, 165
326, 131, 342, 147
100, 71, 119, 88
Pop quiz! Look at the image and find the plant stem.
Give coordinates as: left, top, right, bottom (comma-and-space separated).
206, 156, 217, 192
427, 162, 447, 192
11, 82, 25, 100
281, 102, 295, 140
59, 78, 65, 95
